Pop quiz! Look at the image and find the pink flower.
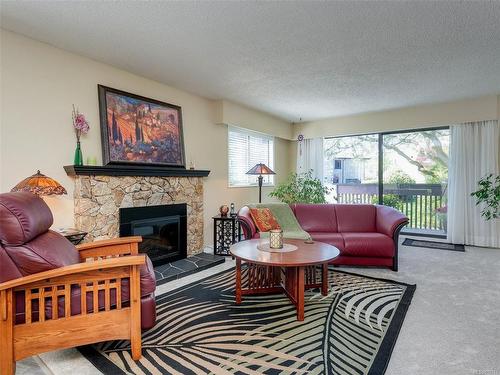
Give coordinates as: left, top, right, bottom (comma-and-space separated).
72, 104, 90, 141
74, 113, 89, 133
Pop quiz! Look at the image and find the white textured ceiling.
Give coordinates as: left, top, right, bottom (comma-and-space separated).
1, 1, 500, 122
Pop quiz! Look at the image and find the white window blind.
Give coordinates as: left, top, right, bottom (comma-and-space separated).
228, 126, 275, 187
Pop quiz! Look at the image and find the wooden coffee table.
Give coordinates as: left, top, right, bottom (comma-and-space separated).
230, 238, 340, 321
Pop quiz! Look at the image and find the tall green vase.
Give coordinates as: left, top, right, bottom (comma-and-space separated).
74, 141, 83, 166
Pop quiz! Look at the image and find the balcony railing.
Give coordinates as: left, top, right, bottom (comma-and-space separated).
334, 183, 447, 232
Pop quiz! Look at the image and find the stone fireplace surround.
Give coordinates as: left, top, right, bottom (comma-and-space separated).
72, 175, 205, 256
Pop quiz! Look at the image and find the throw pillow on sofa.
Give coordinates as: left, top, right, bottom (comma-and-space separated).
249, 207, 281, 232
247, 203, 311, 240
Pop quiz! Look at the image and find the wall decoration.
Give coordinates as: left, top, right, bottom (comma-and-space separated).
98, 85, 185, 167
297, 134, 304, 158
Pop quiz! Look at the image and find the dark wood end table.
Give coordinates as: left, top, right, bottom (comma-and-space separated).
230, 238, 340, 321
213, 215, 241, 256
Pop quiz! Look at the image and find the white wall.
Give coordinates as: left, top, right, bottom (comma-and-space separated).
217, 100, 293, 140
0, 30, 293, 246
293, 95, 499, 139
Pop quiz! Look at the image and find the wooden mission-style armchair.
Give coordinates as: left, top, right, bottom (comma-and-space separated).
0, 192, 157, 375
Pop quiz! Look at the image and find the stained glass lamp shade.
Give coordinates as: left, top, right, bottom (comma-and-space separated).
246, 163, 276, 176
11, 170, 67, 196
246, 163, 276, 203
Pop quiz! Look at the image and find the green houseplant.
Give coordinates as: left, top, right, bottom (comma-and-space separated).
471, 174, 500, 220
270, 170, 330, 204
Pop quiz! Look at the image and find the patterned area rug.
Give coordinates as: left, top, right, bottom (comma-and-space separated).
80, 267, 415, 375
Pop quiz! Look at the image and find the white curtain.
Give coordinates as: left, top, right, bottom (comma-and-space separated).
296, 137, 324, 181
447, 120, 500, 248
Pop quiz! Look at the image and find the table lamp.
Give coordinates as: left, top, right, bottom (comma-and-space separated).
11, 170, 67, 196
246, 163, 275, 203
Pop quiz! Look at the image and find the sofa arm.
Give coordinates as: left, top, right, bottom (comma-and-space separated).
375, 205, 409, 238
237, 206, 257, 239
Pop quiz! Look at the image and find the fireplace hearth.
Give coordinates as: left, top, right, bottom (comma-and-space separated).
119, 204, 187, 265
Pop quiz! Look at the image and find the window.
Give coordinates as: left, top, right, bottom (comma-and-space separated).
323, 127, 450, 235
228, 126, 274, 187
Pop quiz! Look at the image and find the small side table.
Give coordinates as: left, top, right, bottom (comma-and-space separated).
56, 228, 88, 245
213, 215, 241, 256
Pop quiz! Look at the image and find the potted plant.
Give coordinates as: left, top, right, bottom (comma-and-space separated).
270, 170, 331, 204
471, 174, 500, 220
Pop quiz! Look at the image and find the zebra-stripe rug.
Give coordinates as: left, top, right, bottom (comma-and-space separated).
80, 267, 415, 375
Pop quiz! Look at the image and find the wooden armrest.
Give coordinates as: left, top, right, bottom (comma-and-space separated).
0, 255, 146, 291
76, 236, 142, 259
76, 236, 142, 251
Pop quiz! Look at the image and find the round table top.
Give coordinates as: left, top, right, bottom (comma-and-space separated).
230, 238, 340, 267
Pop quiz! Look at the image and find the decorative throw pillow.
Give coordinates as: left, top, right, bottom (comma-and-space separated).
249, 208, 281, 232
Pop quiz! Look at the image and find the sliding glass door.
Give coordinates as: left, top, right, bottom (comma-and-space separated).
323, 127, 449, 235
382, 129, 449, 234
323, 134, 379, 204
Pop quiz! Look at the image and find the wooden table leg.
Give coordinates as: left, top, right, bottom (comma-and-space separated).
297, 266, 305, 321
235, 258, 242, 304
322, 263, 328, 296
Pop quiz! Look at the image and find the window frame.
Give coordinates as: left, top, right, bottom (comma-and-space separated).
227, 126, 275, 188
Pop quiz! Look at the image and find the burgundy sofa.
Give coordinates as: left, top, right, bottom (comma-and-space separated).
0, 192, 157, 330
238, 204, 408, 271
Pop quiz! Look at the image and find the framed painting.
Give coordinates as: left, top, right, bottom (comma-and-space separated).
98, 85, 185, 167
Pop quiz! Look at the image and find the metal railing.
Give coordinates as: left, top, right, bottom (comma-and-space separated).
334, 183, 447, 232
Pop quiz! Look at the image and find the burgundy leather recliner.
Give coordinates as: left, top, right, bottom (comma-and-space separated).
238, 203, 408, 271
0, 192, 157, 330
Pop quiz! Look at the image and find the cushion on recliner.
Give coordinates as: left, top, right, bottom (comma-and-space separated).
15, 255, 157, 328
341, 233, 394, 257
0, 192, 54, 246
139, 294, 157, 330
293, 204, 338, 232
121, 255, 157, 296
4, 230, 79, 276
0, 245, 23, 282
308, 232, 344, 250
335, 204, 377, 233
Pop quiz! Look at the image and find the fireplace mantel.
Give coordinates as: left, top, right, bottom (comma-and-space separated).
64, 164, 210, 177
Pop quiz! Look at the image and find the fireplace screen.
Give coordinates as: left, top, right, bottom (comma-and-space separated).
119, 204, 187, 265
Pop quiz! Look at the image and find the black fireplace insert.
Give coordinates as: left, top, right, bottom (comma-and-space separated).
119, 204, 187, 265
